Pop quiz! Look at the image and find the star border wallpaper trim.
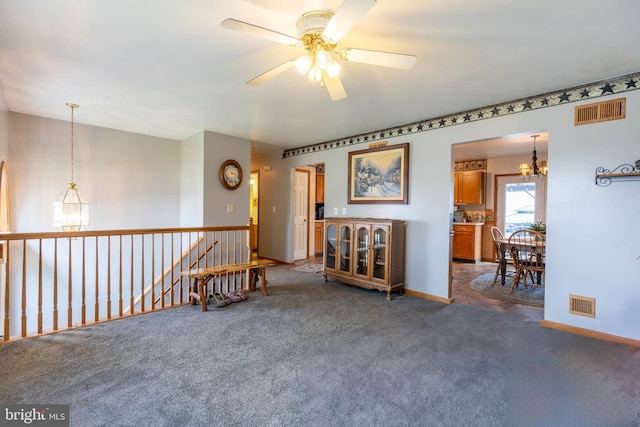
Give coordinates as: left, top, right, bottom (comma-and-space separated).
283, 71, 640, 158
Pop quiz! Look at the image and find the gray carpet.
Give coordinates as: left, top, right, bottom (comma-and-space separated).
470, 272, 544, 307
1, 264, 639, 427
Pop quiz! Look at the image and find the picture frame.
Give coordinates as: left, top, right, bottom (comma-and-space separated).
348, 143, 409, 204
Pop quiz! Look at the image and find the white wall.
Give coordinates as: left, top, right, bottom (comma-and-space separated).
203, 131, 250, 227
253, 91, 640, 341
0, 83, 8, 163
180, 132, 205, 227
9, 112, 181, 231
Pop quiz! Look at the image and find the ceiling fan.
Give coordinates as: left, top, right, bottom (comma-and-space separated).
220, 0, 417, 101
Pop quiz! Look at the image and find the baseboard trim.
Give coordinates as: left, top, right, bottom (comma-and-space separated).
404, 289, 455, 305
258, 256, 291, 265
540, 320, 640, 347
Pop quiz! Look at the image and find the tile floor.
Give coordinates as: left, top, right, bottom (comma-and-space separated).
304, 256, 543, 322
451, 261, 543, 322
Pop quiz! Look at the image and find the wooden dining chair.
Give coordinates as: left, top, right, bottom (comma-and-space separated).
490, 226, 514, 285
507, 229, 545, 293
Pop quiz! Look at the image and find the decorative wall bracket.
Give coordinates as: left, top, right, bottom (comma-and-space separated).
595, 160, 640, 186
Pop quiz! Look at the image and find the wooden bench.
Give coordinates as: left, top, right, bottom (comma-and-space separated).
182, 259, 276, 311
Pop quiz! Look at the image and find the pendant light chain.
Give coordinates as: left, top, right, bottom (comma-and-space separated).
66, 102, 79, 185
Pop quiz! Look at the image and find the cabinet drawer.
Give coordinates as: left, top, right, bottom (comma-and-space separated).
453, 225, 475, 233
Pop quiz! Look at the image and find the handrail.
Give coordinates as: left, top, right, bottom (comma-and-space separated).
1, 225, 251, 342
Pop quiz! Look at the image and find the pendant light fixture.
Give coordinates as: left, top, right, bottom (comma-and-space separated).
53, 102, 89, 231
519, 134, 548, 182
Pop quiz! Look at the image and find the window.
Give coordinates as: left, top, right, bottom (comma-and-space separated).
496, 174, 546, 235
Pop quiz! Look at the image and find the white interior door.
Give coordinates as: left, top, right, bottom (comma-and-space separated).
293, 170, 309, 260
496, 174, 547, 236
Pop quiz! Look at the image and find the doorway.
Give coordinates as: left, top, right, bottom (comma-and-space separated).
450, 133, 548, 318
293, 169, 310, 260
250, 171, 259, 254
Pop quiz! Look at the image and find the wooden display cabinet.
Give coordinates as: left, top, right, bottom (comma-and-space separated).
324, 218, 405, 300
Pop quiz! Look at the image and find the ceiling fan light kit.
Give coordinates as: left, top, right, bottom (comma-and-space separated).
220, 0, 416, 100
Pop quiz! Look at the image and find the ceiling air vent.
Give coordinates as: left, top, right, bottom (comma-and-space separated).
575, 97, 625, 125
569, 294, 596, 318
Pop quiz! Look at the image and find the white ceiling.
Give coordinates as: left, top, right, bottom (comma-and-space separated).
0, 0, 638, 158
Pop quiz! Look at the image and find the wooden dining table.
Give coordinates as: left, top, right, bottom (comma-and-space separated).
495, 236, 546, 286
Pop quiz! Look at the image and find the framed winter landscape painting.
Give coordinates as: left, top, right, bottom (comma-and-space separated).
348, 143, 409, 204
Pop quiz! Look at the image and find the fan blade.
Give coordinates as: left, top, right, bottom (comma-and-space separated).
221, 18, 301, 47
323, 0, 377, 43
247, 60, 297, 86
322, 72, 347, 101
340, 48, 416, 69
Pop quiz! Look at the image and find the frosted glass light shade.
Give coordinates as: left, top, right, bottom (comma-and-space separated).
54, 183, 90, 231
296, 54, 313, 74
326, 61, 341, 78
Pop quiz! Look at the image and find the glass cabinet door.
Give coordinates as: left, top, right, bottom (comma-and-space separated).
325, 224, 337, 270
372, 227, 388, 281
355, 225, 370, 277
339, 225, 352, 273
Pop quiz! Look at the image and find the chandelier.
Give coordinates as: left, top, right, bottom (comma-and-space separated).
294, 11, 342, 82
519, 134, 548, 181
53, 102, 90, 231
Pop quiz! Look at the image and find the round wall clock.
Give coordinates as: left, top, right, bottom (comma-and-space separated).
219, 159, 242, 190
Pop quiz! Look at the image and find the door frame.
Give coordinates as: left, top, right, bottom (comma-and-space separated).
494, 173, 547, 236
250, 170, 260, 255
293, 168, 310, 260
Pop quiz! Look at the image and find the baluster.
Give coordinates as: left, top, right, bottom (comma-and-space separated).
177, 232, 182, 304
21, 241, 26, 337
68, 238, 72, 328
38, 239, 42, 334
170, 232, 175, 305
95, 236, 99, 322
129, 235, 134, 315
141, 234, 145, 313
53, 238, 58, 331
161, 233, 165, 308
4, 241, 10, 341
107, 236, 111, 320
82, 236, 86, 325
151, 233, 155, 310
118, 235, 123, 317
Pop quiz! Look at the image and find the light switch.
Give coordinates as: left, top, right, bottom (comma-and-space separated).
333, 207, 338, 215
227, 204, 233, 213
273, 206, 276, 213
342, 208, 347, 215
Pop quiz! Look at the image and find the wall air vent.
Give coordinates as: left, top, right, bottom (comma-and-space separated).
569, 294, 596, 318
575, 97, 626, 125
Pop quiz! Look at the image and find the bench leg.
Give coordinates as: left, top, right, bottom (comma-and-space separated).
247, 268, 269, 296
198, 278, 208, 312
189, 279, 198, 305
259, 267, 268, 296
247, 269, 257, 292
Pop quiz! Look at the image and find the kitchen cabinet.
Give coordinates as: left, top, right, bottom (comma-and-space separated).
452, 223, 483, 262
316, 173, 325, 202
324, 217, 405, 300
314, 221, 324, 255
454, 171, 485, 205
